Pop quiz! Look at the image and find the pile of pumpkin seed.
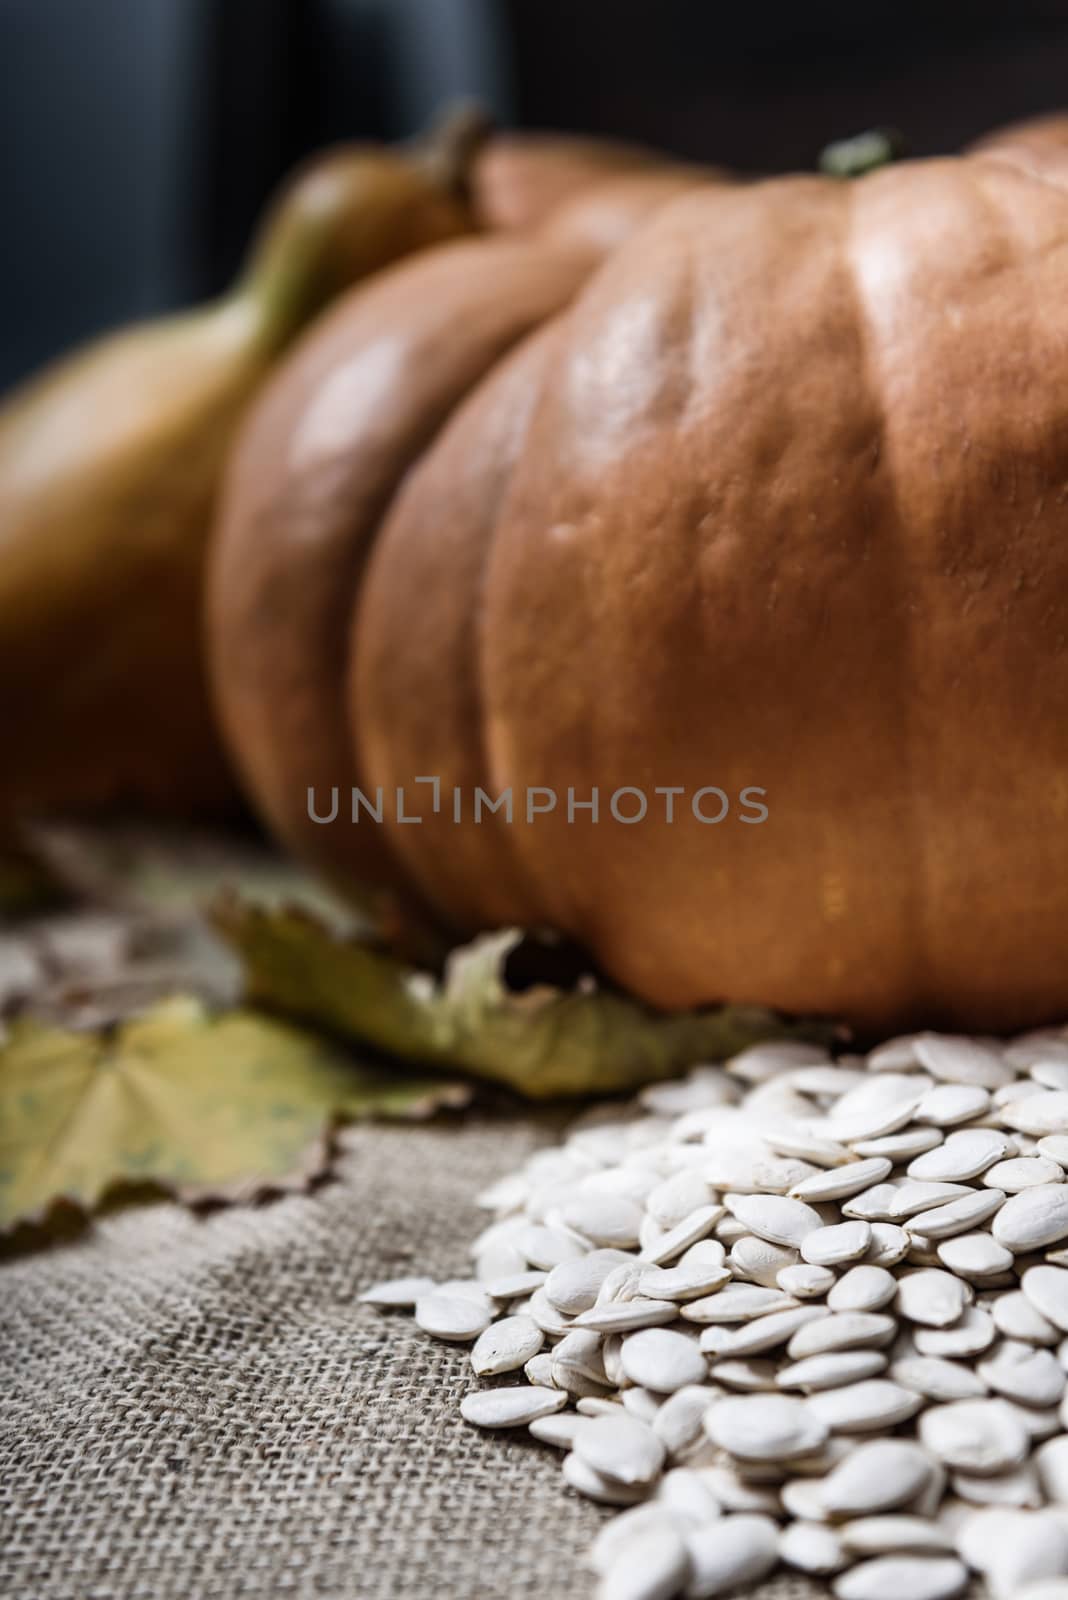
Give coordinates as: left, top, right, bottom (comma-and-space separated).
362, 1030, 1068, 1600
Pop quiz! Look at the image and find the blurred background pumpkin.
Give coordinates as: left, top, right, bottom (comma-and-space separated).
7, 0, 1068, 1033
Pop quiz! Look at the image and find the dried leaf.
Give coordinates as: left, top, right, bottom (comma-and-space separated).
0, 995, 469, 1232
213, 898, 836, 1099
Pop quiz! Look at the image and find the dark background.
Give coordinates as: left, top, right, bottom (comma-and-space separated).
5, 0, 1068, 391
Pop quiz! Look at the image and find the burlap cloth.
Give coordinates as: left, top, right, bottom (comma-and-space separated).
0, 1109, 822, 1600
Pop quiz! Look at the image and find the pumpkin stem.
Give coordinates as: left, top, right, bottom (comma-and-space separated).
238, 107, 484, 353
408, 100, 494, 204
819, 127, 908, 179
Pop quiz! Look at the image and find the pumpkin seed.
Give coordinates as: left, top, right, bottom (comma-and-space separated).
936, 1233, 1013, 1279
528, 1411, 580, 1448
1022, 1264, 1068, 1332
358, 1275, 436, 1307
620, 1328, 707, 1393
545, 1250, 633, 1314
470, 1314, 544, 1376
779, 1263, 837, 1299
801, 1221, 873, 1266
703, 1393, 828, 1461
839, 1515, 954, 1554
918, 1399, 1029, 1475
780, 1520, 846, 1573
984, 1156, 1063, 1192
414, 1290, 493, 1341
684, 1514, 780, 1597
562, 1449, 647, 1505
993, 1186, 1068, 1252
786, 1312, 897, 1359
891, 1356, 988, 1402
598, 1524, 691, 1600
820, 1439, 936, 1516
776, 1351, 889, 1391
574, 1411, 667, 1486
913, 1035, 1012, 1089
575, 1299, 679, 1333
460, 1385, 566, 1429
913, 1308, 996, 1358
908, 1129, 1013, 1182
723, 1194, 823, 1248
828, 1265, 898, 1312
833, 1555, 969, 1600
789, 1158, 894, 1203
807, 1380, 922, 1432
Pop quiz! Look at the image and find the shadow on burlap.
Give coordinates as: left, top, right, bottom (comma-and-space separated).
0, 1115, 822, 1600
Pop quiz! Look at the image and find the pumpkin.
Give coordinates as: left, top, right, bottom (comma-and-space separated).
0, 114, 480, 824
471, 128, 707, 230
209, 135, 1068, 1035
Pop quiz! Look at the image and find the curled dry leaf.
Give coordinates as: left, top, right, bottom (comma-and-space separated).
0, 994, 469, 1232
212, 897, 835, 1099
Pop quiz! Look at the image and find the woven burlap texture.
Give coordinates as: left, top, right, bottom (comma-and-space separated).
1, 1114, 820, 1600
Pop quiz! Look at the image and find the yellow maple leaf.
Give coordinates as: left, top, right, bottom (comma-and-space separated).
0, 995, 468, 1231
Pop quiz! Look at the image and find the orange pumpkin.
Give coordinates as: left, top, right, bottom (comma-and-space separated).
209, 138, 1068, 1034
472, 128, 708, 230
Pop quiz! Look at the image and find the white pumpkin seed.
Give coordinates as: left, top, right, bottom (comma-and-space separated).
780, 1519, 846, 1573
1022, 1265, 1068, 1332
723, 1194, 823, 1248
563, 1449, 648, 1505
719, 1305, 829, 1357
839, 1515, 954, 1554
776, 1351, 889, 1391
833, 1554, 968, 1600
779, 1263, 837, 1299
914, 1084, 992, 1126
575, 1411, 667, 1486
908, 1129, 1013, 1182
460, 1385, 566, 1429
358, 1275, 437, 1307
993, 1289, 1060, 1344
414, 1290, 493, 1342
913, 1308, 996, 1358
621, 1329, 708, 1393
1004, 1094, 1068, 1137
470, 1315, 544, 1376
639, 1262, 731, 1302
545, 1250, 634, 1314
576, 1300, 680, 1333
728, 1236, 801, 1286
528, 1410, 581, 1448
828, 1265, 898, 1313
896, 1270, 971, 1328
913, 1035, 1012, 1089
918, 1399, 1029, 1475
680, 1283, 798, 1324
790, 1158, 894, 1203
891, 1355, 988, 1401
820, 1439, 936, 1516
808, 1380, 922, 1431
704, 1393, 828, 1461
978, 1342, 1066, 1408
802, 1221, 873, 1266
906, 1189, 1006, 1240
787, 1312, 897, 1359
984, 1157, 1063, 1192
936, 1233, 1014, 1279
866, 1223, 912, 1266
599, 1524, 691, 1600
684, 1514, 780, 1597
993, 1187, 1068, 1252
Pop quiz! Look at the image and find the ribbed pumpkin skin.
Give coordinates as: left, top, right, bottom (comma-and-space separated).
212, 149, 1068, 1032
